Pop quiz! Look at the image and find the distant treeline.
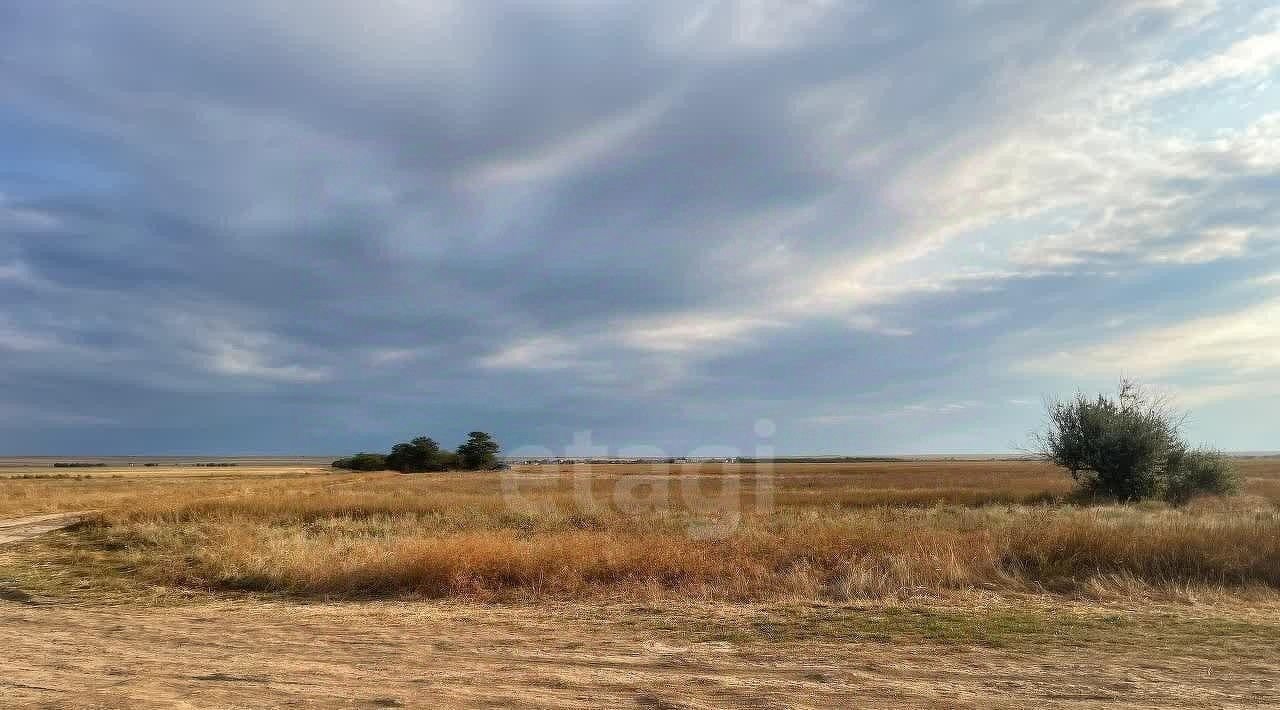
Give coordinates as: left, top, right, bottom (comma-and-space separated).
148, 462, 240, 467
9, 473, 123, 480
334, 432, 502, 473
52, 462, 241, 468
734, 456, 908, 463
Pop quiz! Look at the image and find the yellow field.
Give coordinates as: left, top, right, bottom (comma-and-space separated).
4, 458, 1280, 602
4, 458, 1280, 708
0, 463, 349, 518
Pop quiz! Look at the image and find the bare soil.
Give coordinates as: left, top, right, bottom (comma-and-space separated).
4, 598, 1280, 709
0, 511, 89, 546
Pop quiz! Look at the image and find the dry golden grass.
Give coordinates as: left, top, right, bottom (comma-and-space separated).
8, 457, 1270, 603
0, 464, 359, 517
7, 458, 1280, 708
85, 505, 1280, 601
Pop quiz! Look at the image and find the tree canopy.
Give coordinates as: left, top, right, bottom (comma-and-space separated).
456, 431, 501, 471
334, 432, 502, 473
1034, 380, 1237, 504
331, 452, 387, 471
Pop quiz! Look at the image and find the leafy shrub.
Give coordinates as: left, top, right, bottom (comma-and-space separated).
1163, 448, 1238, 505
1035, 380, 1238, 504
332, 453, 389, 471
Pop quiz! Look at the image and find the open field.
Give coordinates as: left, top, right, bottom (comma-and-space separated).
0, 455, 337, 468
0, 460, 351, 518
7, 458, 1280, 602
3, 457, 1280, 707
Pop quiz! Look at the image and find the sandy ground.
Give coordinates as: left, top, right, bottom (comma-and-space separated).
1, 598, 1277, 709
0, 512, 89, 546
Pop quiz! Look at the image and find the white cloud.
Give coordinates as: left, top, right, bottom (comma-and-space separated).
0, 195, 60, 231
1127, 21, 1280, 104
478, 336, 581, 371
0, 261, 50, 289
463, 91, 677, 190
206, 344, 331, 383
0, 318, 59, 352
1020, 297, 1280, 378
1153, 380, 1280, 409
506, 1, 1280, 375
847, 313, 913, 337
665, 0, 860, 55
1147, 227, 1255, 265
365, 347, 432, 367
616, 313, 780, 353
172, 316, 332, 383
806, 399, 986, 425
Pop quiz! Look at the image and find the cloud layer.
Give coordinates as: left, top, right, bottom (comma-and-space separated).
2, 0, 1278, 454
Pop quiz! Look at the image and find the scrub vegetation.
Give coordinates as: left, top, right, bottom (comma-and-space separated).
1036, 380, 1238, 504
6, 458, 1275, 603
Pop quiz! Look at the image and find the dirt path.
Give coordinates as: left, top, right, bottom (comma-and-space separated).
2, 600, 1279, 709
0, 511, 90, 546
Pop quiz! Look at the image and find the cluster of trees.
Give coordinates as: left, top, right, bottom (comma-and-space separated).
1035, 379, 1238, 505
333, 432, 502, 473
333, 379, 1238, 506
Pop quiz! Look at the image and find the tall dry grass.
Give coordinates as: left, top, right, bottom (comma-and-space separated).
69, 459, 1280, 602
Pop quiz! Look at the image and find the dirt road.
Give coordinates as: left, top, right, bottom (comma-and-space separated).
0, 511, 89, 546
2, 599, 1279, 709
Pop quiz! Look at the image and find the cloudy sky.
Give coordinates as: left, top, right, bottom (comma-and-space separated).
3, 1, 1278, 456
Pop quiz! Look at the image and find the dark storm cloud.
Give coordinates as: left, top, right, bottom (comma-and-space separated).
2, 0, 1278, 454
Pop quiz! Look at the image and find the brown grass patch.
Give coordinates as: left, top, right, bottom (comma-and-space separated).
30, 458, 1271, 602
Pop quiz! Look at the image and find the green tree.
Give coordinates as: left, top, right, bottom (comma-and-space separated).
331, 452, 387, 471
386, 436, 449, 473
1034, 379, 1237, 504
456, 431, 501, 471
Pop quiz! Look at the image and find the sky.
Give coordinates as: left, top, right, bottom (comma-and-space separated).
2, 0, 1279, 456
